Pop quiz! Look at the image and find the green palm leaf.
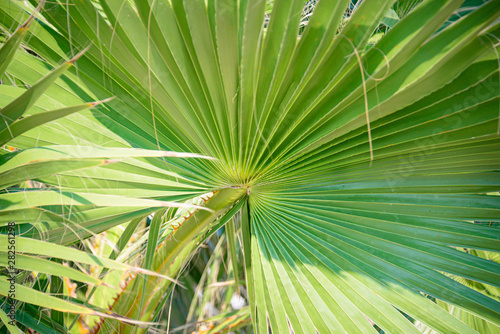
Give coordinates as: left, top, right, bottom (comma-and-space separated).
1, 0, 499, 333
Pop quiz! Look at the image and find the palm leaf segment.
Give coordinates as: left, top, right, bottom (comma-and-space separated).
1, 0, 500, 332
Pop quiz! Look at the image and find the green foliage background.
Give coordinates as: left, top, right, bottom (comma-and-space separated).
0, 0, 499, 333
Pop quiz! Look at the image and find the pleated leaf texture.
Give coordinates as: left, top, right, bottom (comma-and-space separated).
1, 0, 500, 333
